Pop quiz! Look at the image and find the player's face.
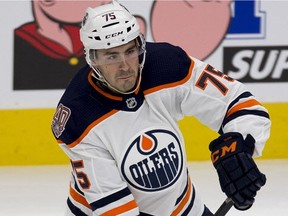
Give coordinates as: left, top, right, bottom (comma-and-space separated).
92, 40, 140, 93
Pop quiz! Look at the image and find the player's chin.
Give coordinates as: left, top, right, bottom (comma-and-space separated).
119, 81, 136, 93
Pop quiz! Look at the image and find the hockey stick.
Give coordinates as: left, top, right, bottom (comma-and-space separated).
214, 197, 234, 216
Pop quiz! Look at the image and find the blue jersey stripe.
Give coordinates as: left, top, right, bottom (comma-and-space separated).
90, 187, 132, 211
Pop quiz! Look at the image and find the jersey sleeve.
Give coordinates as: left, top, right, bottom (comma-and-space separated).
59, 140, 140, 216
179, 56, 271, 157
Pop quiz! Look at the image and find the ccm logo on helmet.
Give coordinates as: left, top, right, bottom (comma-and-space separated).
121, 129, 183, 192
105, 31, 123, 39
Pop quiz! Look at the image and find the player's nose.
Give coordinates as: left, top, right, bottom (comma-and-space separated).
119, 55, 130, 71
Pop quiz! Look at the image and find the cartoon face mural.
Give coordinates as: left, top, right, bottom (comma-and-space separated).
151, 0, 231, 60
13, 0, 110, 90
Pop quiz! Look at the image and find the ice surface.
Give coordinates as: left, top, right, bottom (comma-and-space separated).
0, 159, 287, 215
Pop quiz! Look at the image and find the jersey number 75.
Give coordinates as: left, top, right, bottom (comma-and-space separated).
196, 64, 234, 96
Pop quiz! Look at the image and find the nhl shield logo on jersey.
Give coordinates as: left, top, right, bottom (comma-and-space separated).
121, 129, 183, 192
126, 97, 137, 109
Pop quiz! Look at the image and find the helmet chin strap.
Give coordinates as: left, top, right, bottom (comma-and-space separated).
90, 50, 146, 95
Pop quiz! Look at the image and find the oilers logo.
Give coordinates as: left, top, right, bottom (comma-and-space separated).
121, 129, 183, 192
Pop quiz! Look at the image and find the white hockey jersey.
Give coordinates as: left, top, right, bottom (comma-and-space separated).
52, 42, 271, 216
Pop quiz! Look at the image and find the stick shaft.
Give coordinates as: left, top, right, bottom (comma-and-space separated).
214, 198, 234, 216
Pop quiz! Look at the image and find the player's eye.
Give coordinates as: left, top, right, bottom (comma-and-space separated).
126, 47, 138, 58
106, 54, 120, 62
127, 48, 135, 55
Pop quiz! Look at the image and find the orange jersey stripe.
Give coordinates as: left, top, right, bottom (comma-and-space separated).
56, 139, 63, 144
226, 99, 261, 118
143, 58, 195, 95
171, 178, 192, 216
100, 200, 138, 216
67, 109, 118, 148
69, 183, 91, 209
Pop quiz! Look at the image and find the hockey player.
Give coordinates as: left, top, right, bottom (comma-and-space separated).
51, 1, 271, 215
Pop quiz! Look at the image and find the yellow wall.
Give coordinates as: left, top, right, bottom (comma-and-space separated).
0, 103, 287, 166
0, 109, 69, 165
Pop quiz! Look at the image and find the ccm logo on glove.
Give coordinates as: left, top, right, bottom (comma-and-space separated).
211, 137, 237, 163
